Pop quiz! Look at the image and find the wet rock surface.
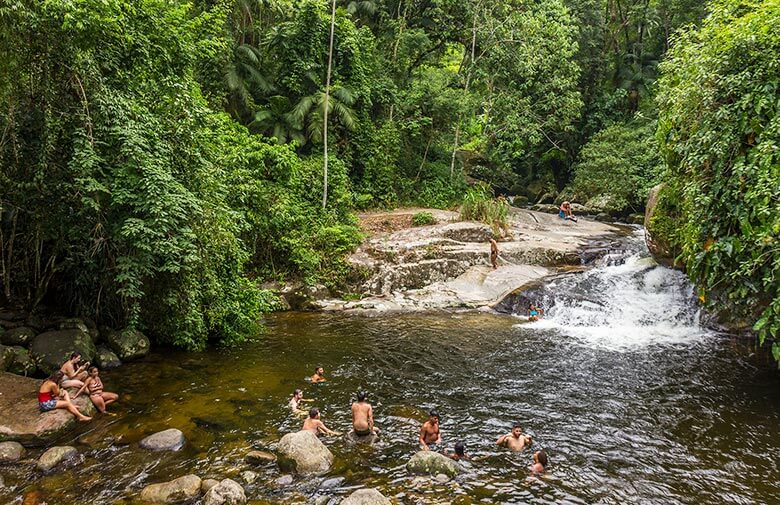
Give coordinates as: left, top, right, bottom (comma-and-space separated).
37, 446, 77, 472
139, 428, 185, 451
29, 329, 96, 374
277, 430, 334, 475
406, 451, 461, 478
0, 441, 25, 462
340, 488, 392, 505
202, 478, 246, 505
139, 474, 202, 503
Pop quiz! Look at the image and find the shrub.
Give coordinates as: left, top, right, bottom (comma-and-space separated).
411, 212, 437, 226
460, 183, 510, 236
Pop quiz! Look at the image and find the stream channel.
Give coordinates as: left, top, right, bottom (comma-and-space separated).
3, 231, 779, 504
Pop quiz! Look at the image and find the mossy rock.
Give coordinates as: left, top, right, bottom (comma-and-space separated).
0, 326, 35, 346
5, 346, 37, 376
105, 328, 150, 361
29, 329, 97, 374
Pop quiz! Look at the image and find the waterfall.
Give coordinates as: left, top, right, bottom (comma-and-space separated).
514, 230, 712, 350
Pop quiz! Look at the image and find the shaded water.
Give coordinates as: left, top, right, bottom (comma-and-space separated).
2, 237, 779, 504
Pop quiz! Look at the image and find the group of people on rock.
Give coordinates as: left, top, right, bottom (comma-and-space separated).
290, 367, 549, 475
37, 352, 118, 421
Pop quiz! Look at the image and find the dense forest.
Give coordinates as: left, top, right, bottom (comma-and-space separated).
0, 0, 777, 358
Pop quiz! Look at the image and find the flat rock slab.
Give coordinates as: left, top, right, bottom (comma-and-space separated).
203, 478, 246, 505
0, 441, 25, 462
139, 428, 185, 451
0, 373, 95, 447
341, 488, 392, 505
140, 474, 202, 504
37, 445, 77, 472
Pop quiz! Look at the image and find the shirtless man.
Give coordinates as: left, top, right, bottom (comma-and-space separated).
497, 424, 533, 452
288, 389, 310, 415
489, 239, 499, 270
419, 410, 442, 450
351, 390, 380, 437
302, 408, 340, 436
60, 352, 89, 388
310, 366, 326, 383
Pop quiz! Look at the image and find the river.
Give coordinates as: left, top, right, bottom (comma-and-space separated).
3, 232, 779, 504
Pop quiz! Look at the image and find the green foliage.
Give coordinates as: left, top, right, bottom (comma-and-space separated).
656, 0, 780, 361
411, 212, 437, 227
460, 184, 509, 236
568, 118, 663, 214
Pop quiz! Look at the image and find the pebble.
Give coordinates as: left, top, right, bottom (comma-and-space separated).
240, 471, 258, 484
275, 474, 294, 486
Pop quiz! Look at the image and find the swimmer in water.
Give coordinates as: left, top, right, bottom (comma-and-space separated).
288, 389, 311, 415
419, 410, 442, 450
528, 303, 542, 321
497, 424, 533, 452
310, 366, 326, 383
529, 450, 548, 474
302, 407, 341, 437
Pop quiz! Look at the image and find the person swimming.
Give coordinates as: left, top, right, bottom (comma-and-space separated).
528, 304, 543, 321
301, 407, 340, 437
310, 366, 326, 383
289, 389, 311, 414
445, 441, 469, 461
530, 450, 548, 474
497, 424, 533, 452
419, 410, 442, 450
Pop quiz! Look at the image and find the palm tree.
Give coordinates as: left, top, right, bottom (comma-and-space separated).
225, 44, 275, 122
249, 96, 305, 144
289, 86, 357, 144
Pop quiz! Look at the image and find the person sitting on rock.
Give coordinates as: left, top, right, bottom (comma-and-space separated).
497, 424, 532, 452
74, 366, 118, 415
529, 449, 548, 474
419, 410, 442, 451
310, 366, 327, 383
351, 390, 380, 438
302, 408, 340, 437
38, 371, 92, 422
489, 238, 499, 270
289, 389, 311, 415
60, 352, 89, 388
528, 304, 543, 321
558, 202, 578, 222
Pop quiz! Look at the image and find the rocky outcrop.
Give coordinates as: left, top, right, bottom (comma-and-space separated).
37, 445, 78, 472
202, 478, 246, 505
0, 441, 25, 462
95, 346, 122, 369
277, 430, 334, 475
340, 488, 392, 505
0, 373, 96, 446
105, 329, 150, 361
644, 183, 678, 268
281, 284, 332, 311
0, 326, 35, 346
406, 451, 461, 478
139, 474, 202, 504
139, 428, 185, 451
29, 329, 96, 374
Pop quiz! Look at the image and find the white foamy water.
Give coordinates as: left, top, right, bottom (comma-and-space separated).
518, 230, 713, 350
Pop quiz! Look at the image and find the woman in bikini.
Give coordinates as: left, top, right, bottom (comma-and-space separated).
60, 352, 89, 388
74, 366, 118, 414
38, 371, 92, 421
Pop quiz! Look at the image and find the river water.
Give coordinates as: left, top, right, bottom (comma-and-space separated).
3, 232, 779, 504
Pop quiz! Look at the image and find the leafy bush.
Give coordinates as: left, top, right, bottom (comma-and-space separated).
656, 0, 780, 362
411, 212, 437, 226
460, 183, 510, 236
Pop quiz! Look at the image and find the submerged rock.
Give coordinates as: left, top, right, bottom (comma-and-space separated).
406, 451, 461, 478
0, 326, 35, 347
340, 488, 392, 505
94, 346, 122, 369
0, 372, 96, 446
29, 329, 96, 374
139, 428, 185, 451
277, 430, 334, 476
245, 450, 276, 464
202, 478, 246, 505
275, 474, 293, 486
105, 328, 150, 361
240, 471, 257, 484
139, 474, 202, 504
37, 445, 78, 472
0, 441, 25, 462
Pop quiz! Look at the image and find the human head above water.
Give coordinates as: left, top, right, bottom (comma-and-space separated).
429, 409, 440, 421
512, 424, 523, 436
454, 441, 465, 456
357, 390, 367, 402
294, 389, 303, 399
315, 366, 324, 375
309, 407, 320, 419
535, 450, 548, 468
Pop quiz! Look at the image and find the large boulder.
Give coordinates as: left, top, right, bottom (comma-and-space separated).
202, 478, 246, 505
0, 372, 96, 446
0, 326, 35, 346
29, 329, 96, 374
5, 346, 36, 376
139, 474, 202, 504
58, 318, 89, 333
139, 428, 185, 451
406, 451, 461, 478
94, 346, 122, 369
340, 488, 392, 505
0, 441, 25, 462
281, 284, 332, 311
105, 328, 150, 361
277, 430, 334, 475
37, 445, 78, 472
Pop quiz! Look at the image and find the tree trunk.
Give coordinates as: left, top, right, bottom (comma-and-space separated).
449, 9, 478, 179
323, 0, 337, 209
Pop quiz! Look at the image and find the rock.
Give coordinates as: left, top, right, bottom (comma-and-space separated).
439, 222, 493, 243
0, 474, 4, 488
5, 346, 36, 376
29, 329, 96, 374
340, 488, 392, 505
345, 429, 379, 445
277, 430, 334, 475
201, 479, 220, 494
244, 450, 276, 464
435, 473, 450, 483
105, 328, 150, 361
275, 474, 293, 486
319, 477, 344, 489
644, 183, 680, 268
627, 213, 645, 225
58, 319, 89, 333
94, 346, 122, 369
594, 212, 611, 222
139, 428, 185, 451
531, 204, 559, 214
88, 328, 100, 343
0, 326, 35, 347
240, 471, 257, 484
282, 284, 332, 311
0, 441, 25, 462
406, 451, 461, 478
37, 445, 78, 472
202, 478, 246, 505
0, 372, 96, 446
139, 474, 201, 504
